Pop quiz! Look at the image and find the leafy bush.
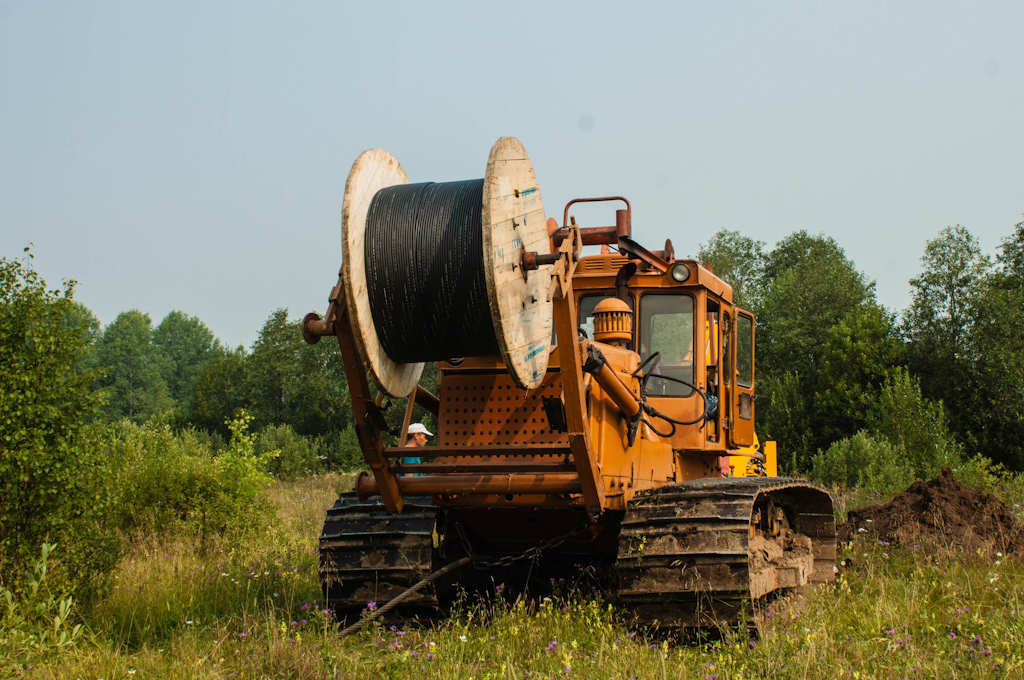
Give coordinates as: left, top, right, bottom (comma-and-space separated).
1, 543, 84, 669
951, 454, 1024, 510
812, 431, 914, 499
760, 371, 815, 474
317, 425, 365, 472
0, 251, 120, 596
869, 368, 963, 479
112, 412, 276, 541
256, 424, 321, 480
813, 370, 969, 499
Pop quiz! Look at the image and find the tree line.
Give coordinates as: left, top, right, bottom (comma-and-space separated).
3, 218, 1022, 601
47, 214, 1024, 477
72, 306, 359, 450
698, 218, 1024, 474
10, 213, 1024, 479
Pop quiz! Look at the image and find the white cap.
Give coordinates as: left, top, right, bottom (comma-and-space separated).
407, 423, 433, 436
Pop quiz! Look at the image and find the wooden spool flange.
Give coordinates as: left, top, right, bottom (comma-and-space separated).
340, 149, 422, 398
482, 136, 553, 390
341, 138, 553, 397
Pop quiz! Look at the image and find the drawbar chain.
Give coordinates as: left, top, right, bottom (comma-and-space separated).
338, 517, 594, 637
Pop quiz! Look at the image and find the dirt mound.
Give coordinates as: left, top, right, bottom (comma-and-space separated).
836, 468, 1024, 560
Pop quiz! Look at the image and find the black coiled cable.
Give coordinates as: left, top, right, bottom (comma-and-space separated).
364, 179, 500, 363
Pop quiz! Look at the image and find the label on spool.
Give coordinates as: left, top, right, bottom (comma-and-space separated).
482, 137, 554, 390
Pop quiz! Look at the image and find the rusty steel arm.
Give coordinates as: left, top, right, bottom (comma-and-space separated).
355, 470, 581, 499
581, 343, 641, 420
304, 276, 404, 512
550, 226, 605, 515
414, 385, 439, 415
550, 196, 670, 273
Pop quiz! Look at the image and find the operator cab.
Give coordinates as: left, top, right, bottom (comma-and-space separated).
557, 197, 757, 455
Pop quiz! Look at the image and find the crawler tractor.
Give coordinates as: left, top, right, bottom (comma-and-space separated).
301, 138, 836, 629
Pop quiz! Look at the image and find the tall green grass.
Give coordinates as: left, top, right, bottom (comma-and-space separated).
18, 474, 1024, 680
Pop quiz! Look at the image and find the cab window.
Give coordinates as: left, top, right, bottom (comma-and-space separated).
639, 294, 695, 396
722, 313, 731, 386
737, 313, 753, 388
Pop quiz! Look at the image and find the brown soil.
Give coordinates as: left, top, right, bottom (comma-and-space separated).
836, 468, 1024, 561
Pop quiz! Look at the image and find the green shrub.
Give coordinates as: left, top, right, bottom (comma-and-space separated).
112, 412, 276, 541
1, 543, 84, 669
760, 371, 815, 474
869, 368, 963, 479
812, 430, 914, 499
256, 424, 320, 480
952, 454, 1024, 510
0, 251, 120, 596
317, 425, 365, 472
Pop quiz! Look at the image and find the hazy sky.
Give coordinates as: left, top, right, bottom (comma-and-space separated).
2, 1, 1022, 348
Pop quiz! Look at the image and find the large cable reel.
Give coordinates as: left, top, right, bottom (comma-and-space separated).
340, 137, 555, 397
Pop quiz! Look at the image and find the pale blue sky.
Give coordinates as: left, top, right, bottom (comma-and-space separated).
2, 1, 1021, 348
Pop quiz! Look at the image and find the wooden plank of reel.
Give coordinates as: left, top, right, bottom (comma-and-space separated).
482, 136, 555, 391
340, 149, 423, 398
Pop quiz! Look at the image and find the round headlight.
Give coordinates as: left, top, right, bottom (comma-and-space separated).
670, 263, 691, 282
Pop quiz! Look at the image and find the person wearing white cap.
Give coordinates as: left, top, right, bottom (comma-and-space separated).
401, 423, 433, 472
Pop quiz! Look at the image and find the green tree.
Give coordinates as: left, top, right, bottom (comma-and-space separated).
188, 345, 249, 440
960, 220, 1024, 469
814, 305, 904, 446
152, 310, 220, 406
245, 309, 298, 430
59, 302, 101, 378
903, 225, 990, 417
0, 251, 118, 592
246, 308, 353, 436
759, 371, 814, 474
755, 232, 876, 469
94, 311, 172, 422
285, 337, 352, 437
869, 368, 962, 479
757, 232, 874, 382
995, 217, 1024, 289
695, 229, 766, 309
811, 431, 913, 499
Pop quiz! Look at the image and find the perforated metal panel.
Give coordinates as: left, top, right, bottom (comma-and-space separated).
438, 371, 570, 447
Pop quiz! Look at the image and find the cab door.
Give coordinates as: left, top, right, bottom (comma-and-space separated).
728, 309, 756, 447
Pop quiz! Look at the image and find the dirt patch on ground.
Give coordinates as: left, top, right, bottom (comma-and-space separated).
837, 468, 1024, 560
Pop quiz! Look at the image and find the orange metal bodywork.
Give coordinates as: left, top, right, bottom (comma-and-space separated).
308, 210, 767, 523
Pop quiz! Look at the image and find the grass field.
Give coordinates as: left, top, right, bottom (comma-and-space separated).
14, 474, 1024, 680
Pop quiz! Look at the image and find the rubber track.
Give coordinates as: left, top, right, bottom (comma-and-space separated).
320, 493, 440, 617
617, 477, 836, 628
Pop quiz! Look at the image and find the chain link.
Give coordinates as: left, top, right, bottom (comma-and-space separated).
453, 517, 595, 570
340, 513, 596, 637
